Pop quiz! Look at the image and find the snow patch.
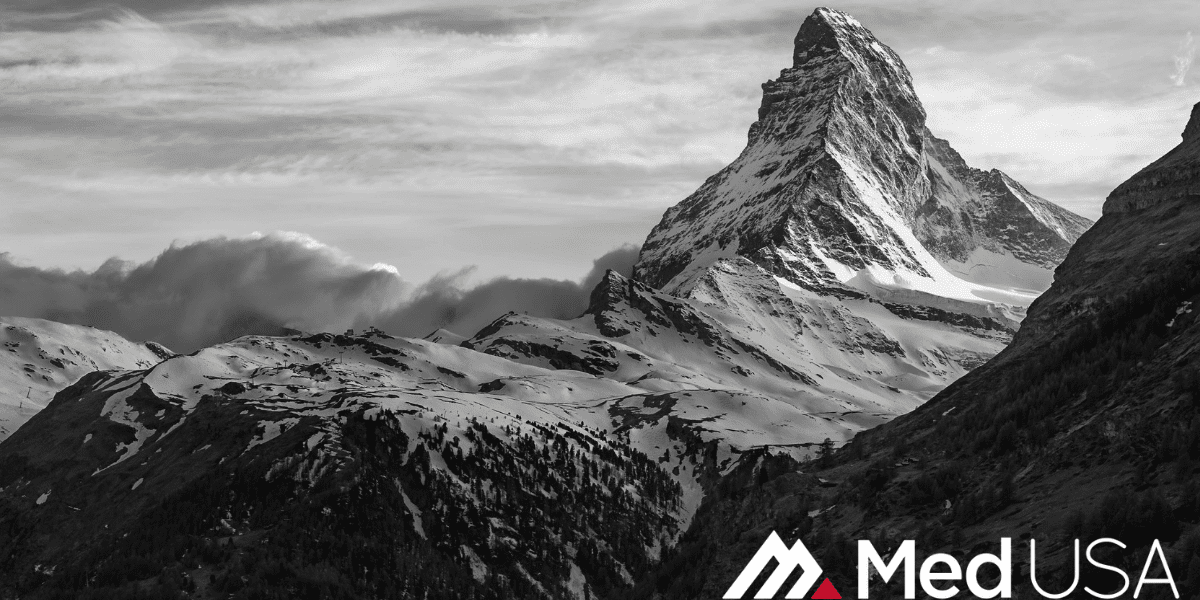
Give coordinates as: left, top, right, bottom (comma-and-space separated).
398, 483, 425, 539
566, 562, 590, 600
305, 431, 325, 451
245, 417, 300, 452
461, 545, 488, 583
1168, 301, 1193, 327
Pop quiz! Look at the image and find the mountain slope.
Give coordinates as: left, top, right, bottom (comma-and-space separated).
0, 271, 923, 599
920, 133, 1093, 289
0, 317, 171, 440
1105, 102, 1200, 214
634, 102, 1200, 600
0, 271, 1009, 599
0, 330, 691, 599
467, 267, 1003, 456
466, 270, 906, 453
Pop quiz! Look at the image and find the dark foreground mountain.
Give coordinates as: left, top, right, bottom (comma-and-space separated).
0, 8, 1092, 600
633, 103, 1200, 600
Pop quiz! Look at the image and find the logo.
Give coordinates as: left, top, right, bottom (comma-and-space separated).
727, 534, 1179, 599
724, 532, 841, 599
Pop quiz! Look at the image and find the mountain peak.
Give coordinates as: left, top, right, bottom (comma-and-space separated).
794, 7, 904, 69
750, 7, 922, 130
791, 8, 850, 63
634, 8, 1088, 300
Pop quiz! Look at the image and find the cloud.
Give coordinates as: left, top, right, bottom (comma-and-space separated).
0, 233, 639, 352
378, 243, 640, 339
1173, 31, 1196, 86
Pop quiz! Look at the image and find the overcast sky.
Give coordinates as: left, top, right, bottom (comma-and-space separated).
2, 0, 1198, 283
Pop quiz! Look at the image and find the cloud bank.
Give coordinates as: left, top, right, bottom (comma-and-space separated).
0, 233, 639, 352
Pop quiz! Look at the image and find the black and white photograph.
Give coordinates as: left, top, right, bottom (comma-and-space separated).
0, 1, 1198, 598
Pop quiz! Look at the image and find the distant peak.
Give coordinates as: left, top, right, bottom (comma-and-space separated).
586, 269, 630, 316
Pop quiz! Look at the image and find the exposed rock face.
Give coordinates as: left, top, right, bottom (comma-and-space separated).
1105, 103, 1200, 214
633, 7, 1089, 298
919, 132, 1092, 287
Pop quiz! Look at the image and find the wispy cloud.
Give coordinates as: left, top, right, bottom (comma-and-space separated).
1173, 31, 1196, 86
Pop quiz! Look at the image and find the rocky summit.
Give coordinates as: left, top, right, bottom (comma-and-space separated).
0, 8, 1096, 600
634, 8, 1088, 297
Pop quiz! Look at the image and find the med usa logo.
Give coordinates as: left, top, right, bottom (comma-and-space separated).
727, 533, 1180, 599
724, 532, 842, 599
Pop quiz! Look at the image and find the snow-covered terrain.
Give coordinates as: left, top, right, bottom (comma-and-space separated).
0, 317, 171, 440
0, 268, 998, 596
2, 329, 728, 596
0, 8, 1095, 599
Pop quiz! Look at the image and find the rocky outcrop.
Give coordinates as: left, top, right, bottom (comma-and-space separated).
919, 131, 1092, 274
1105, 102, 1200, 214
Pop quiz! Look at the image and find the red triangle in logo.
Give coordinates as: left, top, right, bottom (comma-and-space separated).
811, 578, 841, 600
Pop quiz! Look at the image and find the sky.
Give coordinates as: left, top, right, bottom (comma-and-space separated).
0, 0, 1198, 346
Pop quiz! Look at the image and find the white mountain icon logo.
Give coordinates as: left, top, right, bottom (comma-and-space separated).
724, 531, 841, 599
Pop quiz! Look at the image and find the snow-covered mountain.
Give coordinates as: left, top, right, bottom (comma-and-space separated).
0, 8, 1093, 600
0, 317, 171, 440
618, 7, 1090, 424
0, 329, 715, 598
467, 10, 1093, 471
634, 8, 1090, 298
